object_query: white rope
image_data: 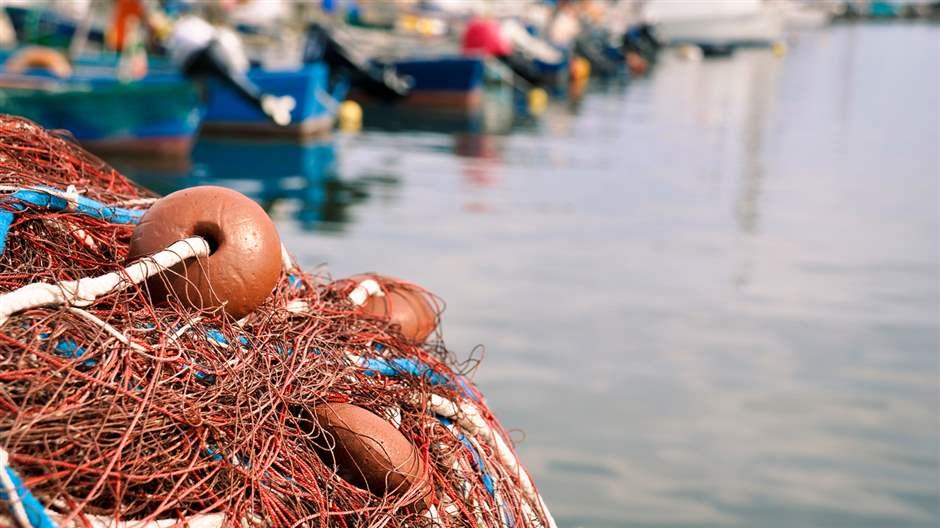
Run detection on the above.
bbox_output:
[0,184,86,209]
[66,307,185,364]
[0,449,31,528]
[41,218,98,250]
[0,237,210,327]
[348,279,383,306]
[427,395,557,528]
[284,300,309,313]
[280,243,293,272]
[54,513,225,528]
[167,317,203,342]
[423,505,441,527]
[114,198,158,207]
[68,307,148,352]
[63,185,81,212]
[285,282,355,315]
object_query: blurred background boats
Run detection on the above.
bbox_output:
[0,1,939,528]
[0,0,935,172]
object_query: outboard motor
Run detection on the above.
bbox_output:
[304,22,411,102]
[169,16,295,126]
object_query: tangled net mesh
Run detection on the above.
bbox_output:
[0,116,552,528]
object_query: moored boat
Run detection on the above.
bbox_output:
[201,63,340,137]
[305,22,486,113]
[0,70,201,156]
[642,0,785,48]
[386,56,485,111]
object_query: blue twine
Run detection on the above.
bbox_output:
[458,434,496,496]
[205,329,230,347]
[205,446,224,462]
[38,334,96,367]
[436,417,496,497]
[360,356,478,400]
[204,445,250,469]
[0,187,145,254]
[0,460,57,528]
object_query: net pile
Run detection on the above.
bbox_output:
[0,116,554,528]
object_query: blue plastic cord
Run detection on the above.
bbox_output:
[0,464,58,528]
[360,356,478,400]
[436,417,496,497]
[458,434,496,496]
[205,328,230,347]
[0,187,145,254]
[38,334,96,367]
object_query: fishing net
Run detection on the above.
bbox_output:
[0,116,554,528]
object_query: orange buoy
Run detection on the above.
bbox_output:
[569,56,591,82]
[128,186,282,318]
[313,402,430,503]
[4,46,72,78]
[345,274,438,343]
[626,51,648,76]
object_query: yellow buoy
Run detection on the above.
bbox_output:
[570,57,591,82]
[527,87,549,115]
[416,18,439,37]
[772,41,787,57]
[399,15,418,33]
[338,100,363,132]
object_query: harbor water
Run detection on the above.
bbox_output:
[125,23,938,528]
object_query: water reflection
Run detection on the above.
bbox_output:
[119,138,386,232]
[362,85,521,134]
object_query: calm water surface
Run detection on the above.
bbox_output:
[129,23,939,528]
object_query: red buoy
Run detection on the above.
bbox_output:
[462,17,512,57]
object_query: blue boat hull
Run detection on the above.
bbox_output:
[201,64,337,137]
[354,57,485,111]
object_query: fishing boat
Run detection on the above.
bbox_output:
[201,63,341,137]
[0,69,201,156]
[642,0,785,48]
[385,56,485,110]
[305,23,486,113]
[3,4,105,48]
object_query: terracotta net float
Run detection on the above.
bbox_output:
[0,116,555,528]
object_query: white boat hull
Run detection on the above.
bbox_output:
[644,0,784,46]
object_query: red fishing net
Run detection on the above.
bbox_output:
[0,116,553,528]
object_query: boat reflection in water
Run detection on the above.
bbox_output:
[118,138,376,231]
[362,83,526,134]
